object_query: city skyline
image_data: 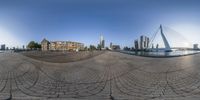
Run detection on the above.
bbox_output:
[0,0,200,48]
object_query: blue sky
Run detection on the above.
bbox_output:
[0,0,200,48]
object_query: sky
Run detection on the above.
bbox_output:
[0,0,200,48]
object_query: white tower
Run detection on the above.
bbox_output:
[160,25,171,52]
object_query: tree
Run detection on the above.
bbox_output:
[28,41,36,50]
[84,46,88,51]
[27,41,41,50]
[123,46,130,51]
[97,44,101,50]
[35,43,41,48]
[89,45,96,51]
[131,47,135,51]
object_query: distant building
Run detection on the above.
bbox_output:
[112,45,120,50]
[1,44,5,50]
[22,45,25,50]
[100,35,105,49]
[110,42,112,49]
[134,35,149,50]
[140,36,144,50]
[134,39,139,50]
[140,35,149,50]
[109,42,120,50]
[152,44,154,49]
[41,38,50,51]
[193,44,199,50]
[41,38,84,51]
[145,36,150,48]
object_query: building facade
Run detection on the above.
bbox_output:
[41,38,50,51]
[41,38,84,51]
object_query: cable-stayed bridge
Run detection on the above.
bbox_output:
[148,25,192,52]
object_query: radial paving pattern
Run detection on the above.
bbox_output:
[0,51,200,100]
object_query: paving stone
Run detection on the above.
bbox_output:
[0,51,200,99]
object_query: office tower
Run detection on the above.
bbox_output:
[134,39,139,50]
[144,36,150,49]
[140,36,144,50]
[1,44,5,50]
[140,35,149,50]
[100,35,105,49]
[193,44,199,50]
[110,42,112,49]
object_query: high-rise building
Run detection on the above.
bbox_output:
[144,36,150,48]
[110,42,112,49]
[193,44,199,50]
[1,44,5,50]
[140,36,144,50]
[139,35,149,50]
[100,35,105,49]
[23,45,25,50]
[134,39,139,50]
[134,35,149,50]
